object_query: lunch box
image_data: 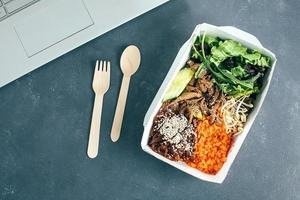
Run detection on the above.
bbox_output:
[141,23,277,183]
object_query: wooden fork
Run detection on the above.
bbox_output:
[87,60,110,159]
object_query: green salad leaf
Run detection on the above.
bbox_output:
[190,34,271,97]
[204,35,219,47]
[230,66,247,78]
[210,40,271,68]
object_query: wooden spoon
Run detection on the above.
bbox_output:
[111,45,141,142]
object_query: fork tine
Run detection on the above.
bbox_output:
[93,60,99,80]
[103,61,106,71]
[100,60,103,71]
[94,60,99,72]
[107,61,110,74]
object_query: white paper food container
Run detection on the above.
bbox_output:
[141,23,277,184]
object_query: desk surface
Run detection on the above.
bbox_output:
[0,0,299,199]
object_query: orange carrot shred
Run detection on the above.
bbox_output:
[187,117,233,175]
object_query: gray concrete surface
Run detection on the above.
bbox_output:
[0,0,299,199]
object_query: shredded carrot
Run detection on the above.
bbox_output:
[187,117,233,175]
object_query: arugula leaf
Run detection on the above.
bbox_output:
[191,35,219,60]
[220,40,246,56]
[245,53,270,67]
[190,33,270,98]
[242,50,261,61]
[210,40,271,67]
[203,35,219,47]
[215,65,254,89]
[210,46,228,66]
[204,62,233,83]
[216,82,259,97]
[230,66,247,78]
[217,82,236,94]
[233,87,259,98]
[191,44,202,60]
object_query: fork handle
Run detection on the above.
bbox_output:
[87,94,104,158]
[111,76,130,142]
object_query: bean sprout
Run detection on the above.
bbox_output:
[221,95,253,136]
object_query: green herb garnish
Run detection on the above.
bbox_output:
[190,33,271,97]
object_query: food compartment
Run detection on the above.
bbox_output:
[142,23,277,183]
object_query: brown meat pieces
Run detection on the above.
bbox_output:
[169,67,225,125]
[187,60,200,71]
[197,73,225,124]
[148,104,196,162]
[198,74,213,93]
[170,92,202,105]
[148,61,226,162]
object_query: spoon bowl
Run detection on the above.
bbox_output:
[120,45,141,76]
[111,45,141,142]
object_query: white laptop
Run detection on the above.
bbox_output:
[0,0,168,88]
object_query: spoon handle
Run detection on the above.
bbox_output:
[111,76,130,142]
